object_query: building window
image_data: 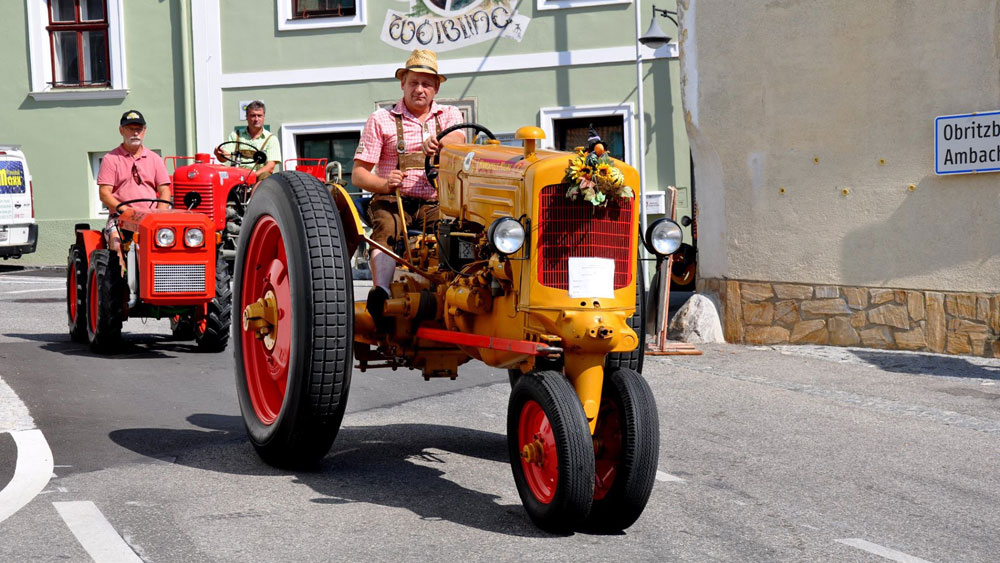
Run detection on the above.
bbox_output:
[295,132,361,189]
[26,0,127,100]
[47,0,110,87]
[551,115,626,161]
[277,0,365,30]
[292,0,356,18]
[536,0,632,12]
[539,104,635,166]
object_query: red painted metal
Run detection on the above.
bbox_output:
[518,400,558,504]
[536,184,635,291]
[415,327,559,356]
[592,397,623,501]
[283,158,328,182]
[240,216,292,426]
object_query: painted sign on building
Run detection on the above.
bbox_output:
[935,110,1000,175]
[380,0,530,52]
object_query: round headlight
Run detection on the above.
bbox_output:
[184,228,205,247]
[487,217,525,255]
[645,218,683,256]
[155,227,176,247]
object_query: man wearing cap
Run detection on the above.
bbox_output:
[213,100,281,180]
[353,49,466,322]
[97,110,171,254]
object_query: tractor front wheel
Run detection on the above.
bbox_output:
[66,244,88,343]
[508,370,594,533]
[233,171,354,468]
[586,367,659,532]
[85,249,125,353]
[195,252,232,352]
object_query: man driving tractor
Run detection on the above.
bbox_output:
[214,100,282,180]
[351,49,466,327]
[97,110,171,258]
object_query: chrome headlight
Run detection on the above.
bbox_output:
[155,227,176,247]
[184,227,205,248]
[487,217,525,255]
[645,218,683,256]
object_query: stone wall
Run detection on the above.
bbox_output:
[699,278,999,357]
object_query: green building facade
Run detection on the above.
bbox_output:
[8,0,688,266]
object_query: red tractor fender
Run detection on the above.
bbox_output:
[75,226,105,268]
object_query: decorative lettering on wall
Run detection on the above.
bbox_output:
[380,0,530,52]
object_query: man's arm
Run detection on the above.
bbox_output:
[98,184,122,214]
[155,184,171,209]
[352,159,402,195]
[214,130,237,163]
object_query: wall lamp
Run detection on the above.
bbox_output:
[638,5,679,49]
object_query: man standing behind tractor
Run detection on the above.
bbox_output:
[97,110,171,255]
[352,49,465,323]
[213,100,281,179]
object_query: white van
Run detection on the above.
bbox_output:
[0,145,37,259]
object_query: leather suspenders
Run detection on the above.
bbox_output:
[394,113,442,171]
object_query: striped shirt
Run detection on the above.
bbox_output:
[355,100,462,200]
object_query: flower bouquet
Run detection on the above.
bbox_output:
[563,147,634,207]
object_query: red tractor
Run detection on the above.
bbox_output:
[65,199,229,352]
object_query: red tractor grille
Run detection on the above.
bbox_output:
[537,184,634,291]
[173,181,214,217]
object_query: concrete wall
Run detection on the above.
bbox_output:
[680,0,1000,294]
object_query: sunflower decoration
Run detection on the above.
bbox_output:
[563,144,634,207]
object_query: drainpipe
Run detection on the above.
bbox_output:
[179,0,195,156]
[634,0,649,283]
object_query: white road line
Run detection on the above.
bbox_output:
[0,277,63,284]
[0,429,54,524]
[2,287,63,294]
[53,501,143,563]
[835,538,936,563]
[656,470,686,483]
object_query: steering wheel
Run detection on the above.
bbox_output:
[215,140,267,167]
[116,198,174,213]
[424,122,496,190]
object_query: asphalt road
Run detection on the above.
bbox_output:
[1,266,998,562]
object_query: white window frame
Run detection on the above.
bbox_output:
[539,103,636,166]
[536,0,631,12]
[276,0,366,31]
[279,120,366,177]
[26,0,128,101]
[89,152,109,218]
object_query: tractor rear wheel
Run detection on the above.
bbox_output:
[585,367,659,532]
[195,252,232,352]
[86,249,125,353]
[233,171,354,468]
[66,244,88,343]
[508,370,594,533]
[605,265,646,373]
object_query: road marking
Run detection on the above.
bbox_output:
[0,429,54,524]
[2,287,63,294]
[835,538,936,563]
[0,277,63,284]
[53,501,143,563]
[656,470,686,483]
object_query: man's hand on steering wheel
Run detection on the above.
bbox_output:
[424,122,497,190]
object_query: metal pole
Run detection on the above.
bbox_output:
[634,0,649,285]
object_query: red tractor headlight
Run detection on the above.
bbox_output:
[155,227,176,247]
[184,227,205,248]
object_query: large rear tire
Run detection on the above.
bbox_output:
[585,367,659,532]
[66,244,88,343]
[605,266,646,373]
[86,249,125,353]
[508,370,595,533]
[233,171,354,468]
[195,252,232,352]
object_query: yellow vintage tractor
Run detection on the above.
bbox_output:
[232,124,682,533]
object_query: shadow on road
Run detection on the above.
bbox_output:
[850,349,1000,380]
[109,413,550,537]
[7,331,225,359]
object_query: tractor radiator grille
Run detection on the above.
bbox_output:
[173,182,214,216]
[537,184,634,291]
[153,264,206,293]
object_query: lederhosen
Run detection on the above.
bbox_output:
[368,113,443,245]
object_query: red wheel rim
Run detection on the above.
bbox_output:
[592,398,623,500]
[518,399,559,504]
[240,215,292,425]
[88,268,98,334]
[68,260,77,323]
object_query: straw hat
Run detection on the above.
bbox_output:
[394,49,446,83]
